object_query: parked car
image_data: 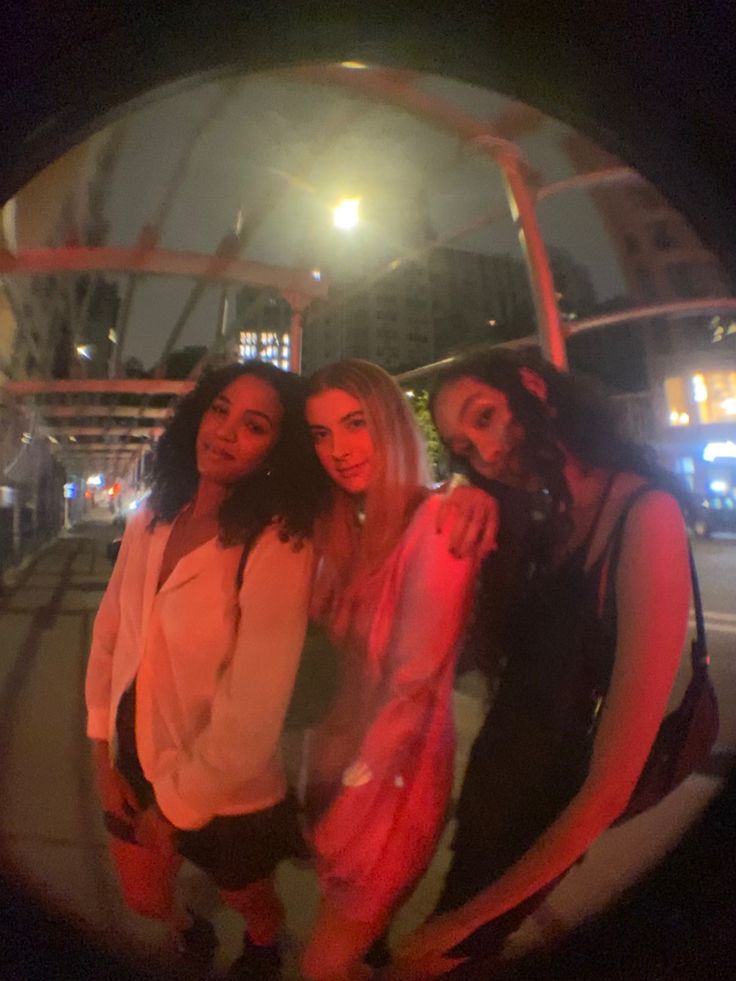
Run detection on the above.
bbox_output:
[688,493,736,539]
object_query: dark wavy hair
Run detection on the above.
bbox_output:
[430,347,686,540]
[147,361,330,546]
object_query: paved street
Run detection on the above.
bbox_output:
[0,517,732,976]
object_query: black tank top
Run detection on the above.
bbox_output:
[453,475,637,879]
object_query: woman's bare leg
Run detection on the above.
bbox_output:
[301,896,382,981]
[220,876,284,945]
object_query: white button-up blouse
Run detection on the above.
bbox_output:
[85,508,314,830]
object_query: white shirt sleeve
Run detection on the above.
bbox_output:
[84,511,143,741]
[154,530,314,828]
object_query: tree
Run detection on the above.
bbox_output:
[710,315,736,347]
[408,389,445,481]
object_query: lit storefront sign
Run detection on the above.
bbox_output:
[0,486,16,507]
[666,370,736,427]
[703,440,736,462]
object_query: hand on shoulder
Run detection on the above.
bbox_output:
[433,483,499,559]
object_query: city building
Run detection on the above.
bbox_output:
[653,344,736,495]
[0,284,16,382]
[1,127,123,383]
[231,285,292,371]
[302,246,541,375]
[563,134,736,494]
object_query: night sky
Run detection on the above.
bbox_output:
[17,68,628,367]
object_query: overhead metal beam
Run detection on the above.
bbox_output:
[0,247,328,297]
[567,296,736,335]
[66,442,144,452]
[4,379,193,396]
[393,334,538,386]
[536,166,640,201]
[45,425,162,438]
[38,403,171,419]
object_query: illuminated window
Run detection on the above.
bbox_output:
[703,370,736,423]
[675,457,695,491]
[692,373,708,404]
[664,376,689,426]
[239,330,291,368]
[667,371,736,426]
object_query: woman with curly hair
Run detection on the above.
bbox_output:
[298,360,483,981]
[85,361,328,980]
[389,347,691,980]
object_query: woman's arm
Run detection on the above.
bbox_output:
[390,490,691,975]
[435,482,499,558]
[153,532,314,830]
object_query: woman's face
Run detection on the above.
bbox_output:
[196,374,283,485]
[432,376,526,486]
[306,387,375,496]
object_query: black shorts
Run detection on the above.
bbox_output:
[109,685,305,889]
[178,794,304,889]
[104,793,304,891]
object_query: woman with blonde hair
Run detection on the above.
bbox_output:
[299,359,483,981]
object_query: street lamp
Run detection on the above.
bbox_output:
[333,197,360,230]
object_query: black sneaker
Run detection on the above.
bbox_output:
[225,936,281,980]
[173,913,218,977]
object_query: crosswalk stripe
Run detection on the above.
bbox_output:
[689,618,736,636]
[702,610,736,622]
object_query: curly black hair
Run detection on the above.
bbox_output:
[430,347,686,541]
[147,361,330,546]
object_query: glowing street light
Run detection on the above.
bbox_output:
[333,197,360,230]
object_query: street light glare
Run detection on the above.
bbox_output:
[333,197,360,230]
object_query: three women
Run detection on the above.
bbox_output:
[88,347,691,981]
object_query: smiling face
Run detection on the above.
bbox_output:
[195,374,283,486]
[432,376,527,486]
[306,387,375,496]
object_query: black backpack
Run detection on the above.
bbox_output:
[236,539,338,732]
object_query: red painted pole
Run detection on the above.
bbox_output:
[289,306,303,375]
[488,143,567,369]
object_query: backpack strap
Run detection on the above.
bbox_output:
[578,472,618,561]
[602,485,709,675]
[599,483,656,589]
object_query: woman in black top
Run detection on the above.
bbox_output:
[389,348,690,980]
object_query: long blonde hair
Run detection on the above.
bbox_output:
[307,359,430,638]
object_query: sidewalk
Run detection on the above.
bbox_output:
[0,526,725,978]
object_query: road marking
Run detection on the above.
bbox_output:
[702,610,736,622]
[690,617,736,636]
